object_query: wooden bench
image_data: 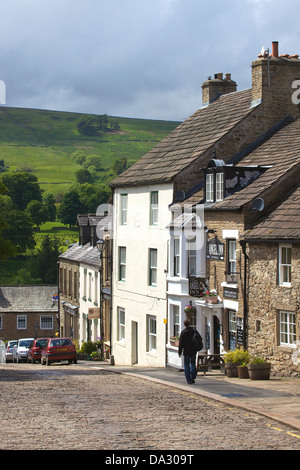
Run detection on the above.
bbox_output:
[197,354,225,375]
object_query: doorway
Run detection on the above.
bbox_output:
[131,321,138,364]
[213,315,220,355]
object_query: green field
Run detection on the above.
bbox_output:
[0,107,180,194]
[0,106,180,283]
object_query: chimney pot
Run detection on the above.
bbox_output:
[272,41,279,58]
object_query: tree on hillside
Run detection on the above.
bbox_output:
[112,156,128,175]
[57,190,83,227]
[75,168,94,184]
[82,155,103,170]
[43,193,57,221]
[28,235,60,284]
[25,200,47,229]
[0,183,16,259]
[1,172,43,211]
[2,209,35,254]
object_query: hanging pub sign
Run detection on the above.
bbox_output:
[189,277,208,297]
[206,237,224,260]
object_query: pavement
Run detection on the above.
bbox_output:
[84,361,300,432]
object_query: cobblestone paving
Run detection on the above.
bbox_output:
[1,363,300,451]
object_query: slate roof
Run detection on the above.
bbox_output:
[242,183,300,241]
[210,119,300,210]
[111,89,253,187]
[0,285,58,313]
[59,243,101,268]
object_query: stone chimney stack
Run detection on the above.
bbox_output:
[202,73,237,106]
[251,41,300,119]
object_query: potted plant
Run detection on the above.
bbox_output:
[238,361,249,379]
[205,289,218,304]
[169,336,179,347]
[224,348,250,377]
[248,356,271,380]
[90,350,103,361]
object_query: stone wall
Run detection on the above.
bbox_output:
[247,242,300,376]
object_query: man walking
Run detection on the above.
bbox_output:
[178,319,201,384]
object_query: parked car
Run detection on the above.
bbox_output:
[5,340,18,362]
[41,337,77,366]
[13,338,34,363]
[27,338,49,364]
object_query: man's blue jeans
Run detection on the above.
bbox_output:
[184,354,197,383]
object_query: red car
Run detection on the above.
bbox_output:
[27,338,49,364]
[41,337,77,366]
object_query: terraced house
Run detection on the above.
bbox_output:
[110,41,300,374]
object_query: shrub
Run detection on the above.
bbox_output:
[224,348,250,365]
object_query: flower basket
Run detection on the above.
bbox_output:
[169,337,179,347]
[184,306,196,317]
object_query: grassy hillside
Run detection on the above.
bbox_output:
[0,106,180,194]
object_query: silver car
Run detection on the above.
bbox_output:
[6,340,18,362]
[13,338,34,363]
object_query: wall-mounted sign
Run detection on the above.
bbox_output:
[236,317,244,345]
[223,287,239,300]
[206,238,224,260]
[88,307,100,319]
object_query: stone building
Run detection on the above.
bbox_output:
[58,212,111,351]
[111,41,300,373]
[242,183,300,376]
[0,285,58,341]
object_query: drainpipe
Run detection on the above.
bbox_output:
[240,240,249,350]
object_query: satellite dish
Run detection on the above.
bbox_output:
[252,198,264,212]
[261,46,265,56]
[175,190,185,202]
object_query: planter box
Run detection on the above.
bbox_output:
[225,363,238,377]
[248,363,271,380]
[170,339,179,347]
[206,297,218,304]
[238,365,249,379]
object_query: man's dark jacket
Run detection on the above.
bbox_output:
[178,326,197,357]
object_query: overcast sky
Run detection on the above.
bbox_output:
[1,0,300,121]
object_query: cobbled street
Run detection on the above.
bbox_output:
[1,362,300,451]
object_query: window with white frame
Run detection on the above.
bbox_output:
[228,310,237,350]
[216,172,224,201]
[186,236,196,276]
[17,315,27,330]
[149,249,157,286]
[227,239,237,275]
[147,315,157,352]
[119,247,126,281]
[120,194,127,225]
[174,238,180,276]
[206,173,214,202]
[172,305,180,338]
[40,316,53,330]
[118,307,125,341]
[279,245,292,286]
[150,191,158,225]
[279,311,296,346]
